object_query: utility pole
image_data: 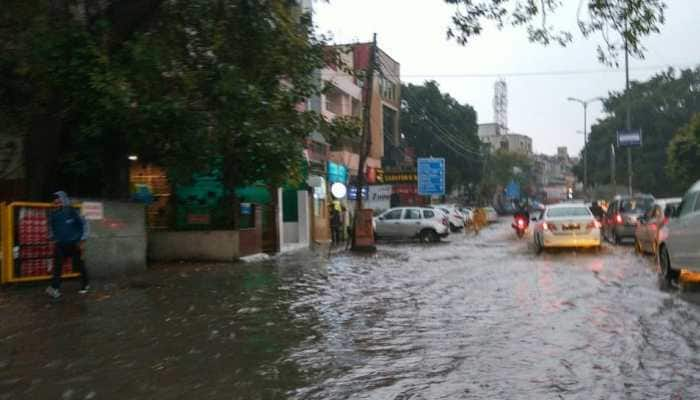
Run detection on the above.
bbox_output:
[567,96,603,194]
[624,18,633,196]
[611,143,616,187]
[352,33,377,250]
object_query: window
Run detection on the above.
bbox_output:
[678,192,698,218]
[404,209,421,220]
[546,207,592,218]
[383,209,403,220]
[620,197,654,213]
[423,210,435,219]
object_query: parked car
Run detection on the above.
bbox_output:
[657,180,700,282]
[484,207,499,223]
[433,204,465,232]
[533,203,602,253]
[634,197,681,255]
[603,194,655,244]
[373,207,450,243]
[460,207,474,223]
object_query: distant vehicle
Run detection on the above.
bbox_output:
[484,207,499,223]
[433,204,465,232]
[657,181,700,282]
[373,207,450,243]
[634,197,682,255]
[459,207,474,223]
[533,203,602,253]
[603,194,655,244]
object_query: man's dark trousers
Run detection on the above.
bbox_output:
[51,243,89,290]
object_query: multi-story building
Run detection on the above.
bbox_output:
[481,132,533,156]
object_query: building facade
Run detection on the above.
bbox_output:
[481,132,533,156]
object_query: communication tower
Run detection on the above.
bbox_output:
[493,79,508,134]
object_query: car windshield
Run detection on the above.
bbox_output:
[621,198,654,213]
[547,207,591,218]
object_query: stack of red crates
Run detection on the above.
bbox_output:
[17,208,73,277]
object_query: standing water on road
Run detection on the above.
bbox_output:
[1,222,699,399]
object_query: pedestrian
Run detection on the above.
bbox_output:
[472,207,487,236]
[45,191,90,299]
[330,207,341,245]
[590,201,605,221]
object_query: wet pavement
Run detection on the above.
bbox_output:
[2,220,700,399]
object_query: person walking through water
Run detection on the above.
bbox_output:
[45,191,90,299]
[330,206,342,245]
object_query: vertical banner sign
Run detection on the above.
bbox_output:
[417,158,446,196]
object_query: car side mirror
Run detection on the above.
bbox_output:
[378,216,384,221]
[531,217,537,222]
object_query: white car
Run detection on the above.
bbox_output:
[460,207,474,223]
[658,180,700,282]
[373,207,450,243]
[533,203,602,253]
[484,207,499,223]
[433,204,465,232]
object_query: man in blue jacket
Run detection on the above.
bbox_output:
[45,191,90,299]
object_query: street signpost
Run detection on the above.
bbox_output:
[417,158,445,196]
[617,129,642,147]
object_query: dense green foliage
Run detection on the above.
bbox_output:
[1,0,340,199]
[444,0,666,64]
[582,68,700,196]
[667,114,700,192]
[479,150,535,204]
[400,81,482,195]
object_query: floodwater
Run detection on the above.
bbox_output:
[1,222,699,399]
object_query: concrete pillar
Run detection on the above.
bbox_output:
[297,190,310,246]
[277,188,284,250]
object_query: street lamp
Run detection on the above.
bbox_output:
[567,96,604,192]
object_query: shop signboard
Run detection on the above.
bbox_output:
[348,186,369,200]
[81,201,104,220]
[417,158,445,196]
[328,161,348,183]
[367,185,392,212]
[379,171,417,184]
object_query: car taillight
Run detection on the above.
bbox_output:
[615,214,623,224]
[517,219,525,227]
[587,220,602,229]
[663,216,669,226]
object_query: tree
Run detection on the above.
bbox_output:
[400,81,482,195]
[582,68,700,196]
[444,0,666,64]
[1,0,341,200]
[479,150,535,204]
[667,114,700,193]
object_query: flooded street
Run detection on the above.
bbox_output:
[2,220,700,399]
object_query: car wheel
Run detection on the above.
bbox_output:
[659,246,679,283]
[420,229,436,243]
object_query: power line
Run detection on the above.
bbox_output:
[324,62,700,80]
[376,57,485,157]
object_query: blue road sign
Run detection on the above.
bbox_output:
[417,158,445,196]
[617,129,642,147]
[505,180,520,199]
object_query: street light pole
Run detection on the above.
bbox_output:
[567,96,603,194]
[624,21,633,196]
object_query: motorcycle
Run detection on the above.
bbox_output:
[512,215,528,239]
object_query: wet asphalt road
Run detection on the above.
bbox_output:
[1,220,700,399]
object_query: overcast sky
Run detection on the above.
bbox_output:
[313,0,700,156]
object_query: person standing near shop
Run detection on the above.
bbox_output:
[45,191,90,299]
[330,206,342,245]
